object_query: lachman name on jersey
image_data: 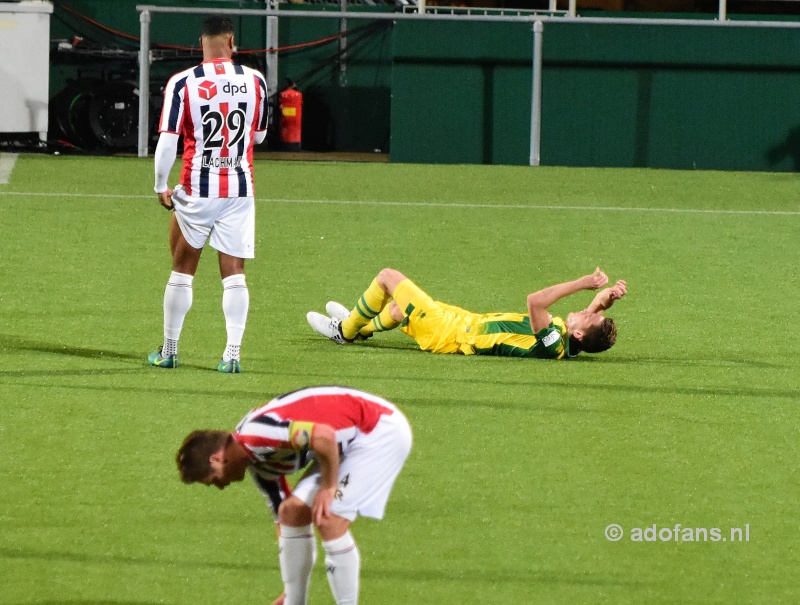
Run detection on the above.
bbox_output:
[201,156,243,169]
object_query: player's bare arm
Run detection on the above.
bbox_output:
[585,279,628,315]
[527,267,609,332]
[309,423,340,526]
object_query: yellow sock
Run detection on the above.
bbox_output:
[359,305,401,337]
[340,278,389,339]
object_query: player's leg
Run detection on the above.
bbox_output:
[309,268,405,343]
[308,406,412,605]
[149,214,203,368]
[277,496,317,605]
[279,466,367,605]
[209,196,254,373]
[357,301,403,338]
[317,515,359,605]
[338,268,406,340]
[217,252,248,373]
[292,472,360,605]
[308,268,403,344]
[325,408,411,604]
[171,213,205,274]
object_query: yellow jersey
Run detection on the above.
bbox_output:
[393,280,573,359]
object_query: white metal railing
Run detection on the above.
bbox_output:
[136,5,554,162]
[136,5,800,166]
[402,5,569,17]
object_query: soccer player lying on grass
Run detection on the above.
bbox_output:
[307,267,627,359]
[176,386,412,605]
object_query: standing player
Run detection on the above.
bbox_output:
[148,15,268,373]
[176,386,413,605]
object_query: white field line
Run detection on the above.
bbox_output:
[0,190,798,216]
[0,153,19,185]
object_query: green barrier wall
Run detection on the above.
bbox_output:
[391,20,533,165]
[390,17,800,170]
[48,2,800,170]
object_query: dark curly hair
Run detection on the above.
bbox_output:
[577,317,617,354]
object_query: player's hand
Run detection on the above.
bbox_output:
[607,279,627,301]
[312,486,337,527]
[591,279,627,311]
[582,267,609,290]
[157,188,174,210]
[270,592,286,605]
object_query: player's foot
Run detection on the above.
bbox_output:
[217,359,241,373]
[325,300,351,322]
[326,301,375,341]
[307,312,352,345]
[148,347,178,369]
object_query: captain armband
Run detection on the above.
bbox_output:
[541,329,562,348]
[288,421,315,451]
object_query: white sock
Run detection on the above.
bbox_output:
[323,531,360,605]
[162,338,178,357]
[279,524,316,605]
[222,274,249,361]
[163,272,194,354]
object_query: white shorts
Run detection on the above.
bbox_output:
[291,406,413,521]
[171,185,255,259]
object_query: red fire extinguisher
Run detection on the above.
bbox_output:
[279,80,302,152]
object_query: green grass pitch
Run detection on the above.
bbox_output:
[1,154,798,604]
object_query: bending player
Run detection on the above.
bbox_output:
[307,267,627,359]
[176,385,412,605]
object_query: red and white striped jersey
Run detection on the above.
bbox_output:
[233,386,396,479]
[159,58,268,198]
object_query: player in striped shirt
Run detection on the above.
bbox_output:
[307,267,627,359]
[176,386,413,605]
[148,15,268,373]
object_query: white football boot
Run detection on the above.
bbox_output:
[325,301,351,322]
[307,312,351,345]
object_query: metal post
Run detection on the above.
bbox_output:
[266,0,279,100]
[530,20,543,167]
[569,0,577,17]
[718,0,727,21]
[137,9,151,158]
[339,0,348,83]
[418,0,426,14]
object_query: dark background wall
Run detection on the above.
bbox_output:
[390,18,800,170]
[47,1,800,171]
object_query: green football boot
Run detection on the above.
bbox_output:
[148,347,178,369]
[217,359,241,374]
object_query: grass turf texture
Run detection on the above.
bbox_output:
[1,155,798,604]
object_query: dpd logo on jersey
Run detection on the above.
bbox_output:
[198,80,217,100]
[222,82,248,95]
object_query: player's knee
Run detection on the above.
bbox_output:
[377,267,400,281]
[389,301,404,322]
[278,496,312,526]
[377,268,406,293]
[316,513,351,542]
